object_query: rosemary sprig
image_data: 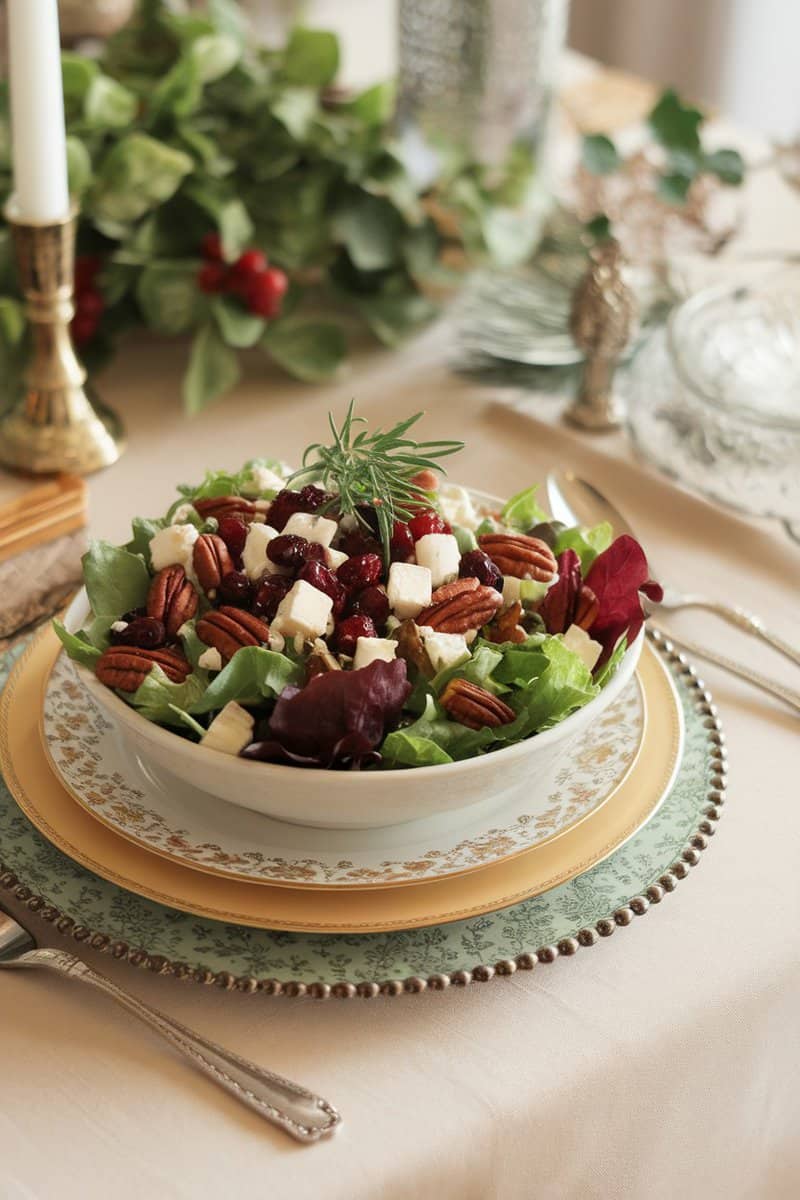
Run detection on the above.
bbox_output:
[287,403,464,560]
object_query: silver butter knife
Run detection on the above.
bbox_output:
[0,904,340,1143]
[547,472,800,712]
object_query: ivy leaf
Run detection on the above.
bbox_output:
[61,53,98,108]
[90,133,193,223]
[271,87,317,140]
[211,296,265,348]
[190,34,240,83]
[344,81,395,126]
[350,290,437,347]
[262,318,346,382]
[84,74,137,129]
[0,297,25,345]
[183,324,241,413]
[648,88,703,153]
[136,261,203,334]
[582,133,621,175]
[282,28,339,87]
[657,171,693,205]
[218,199,253,260]
[66,136,92,196]
[703,147,745,186]
[332,192,403,270]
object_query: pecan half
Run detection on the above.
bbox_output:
[95,646,191,692]
[193,495,259,524]
[574,584,599,630]
[196,606,271,664]
[147,565,199,638]
[416,577,503,634]
[193,533,234,596]
[440,678,516,730]
[485,601,527,645]
[478,533,557,582]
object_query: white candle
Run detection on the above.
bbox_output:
[7,0,70,223]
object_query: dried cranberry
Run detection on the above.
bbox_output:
[332,614,377,656]
[389,520,415,562]
[303,541,326,562]
[110,616,165,650]
[268,533,308,570]
[408,508,450,540]
[298,560,346,616]
[459,549,503,591]
[218,571,253,608]
[217,515,248,562]
[350,585,390,627]
[337,552,382,591]
[252,574,292,620]
[267,485,331,531]
[339,528,381,558]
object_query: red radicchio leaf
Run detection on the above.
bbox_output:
[241,659,411,769]
[538,549,582,634]
[584,534,662,662]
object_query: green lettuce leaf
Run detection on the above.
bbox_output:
[500,486,548,531]
[509,636,599,733]
[381,695,497,764]
[127,667,208,727]
[82,540,150,619]
[553,522,613,571]
[52,621,102,670]
[593,634,628,688]
[378,730,454,767]
[189,646,302,714]
[176,458,284,502]
[126,516,166,565]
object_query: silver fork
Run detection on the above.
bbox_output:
[0,904,340,1143]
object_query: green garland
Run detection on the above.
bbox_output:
[0,0,540,413]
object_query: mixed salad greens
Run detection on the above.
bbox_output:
[55,408,661,770]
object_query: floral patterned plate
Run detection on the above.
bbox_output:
[0,631,725,995]
[41,646,645,889]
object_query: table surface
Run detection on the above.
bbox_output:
[1,50,799,1200]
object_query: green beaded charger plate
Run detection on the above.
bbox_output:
[0,631,725,998]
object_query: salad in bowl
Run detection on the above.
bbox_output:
[56,407,661,827]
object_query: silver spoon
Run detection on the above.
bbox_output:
[0,904,340,1143]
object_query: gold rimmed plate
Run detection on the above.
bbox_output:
[0,628,683,934]
[41,634,647,890]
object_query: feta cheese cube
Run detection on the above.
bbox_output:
[387,562,432,619]
[242,523,280,581]
[272,579,333,639]
[439,484,479,531]
[325,547,349,571]
[414,533,461,588]
[200,702,254,755]
[417,627,470,674]
[562,624,603,673]
[243,464,286,495]
[280,512,338,548]
[353,637,397,671]
[198,646,223,672]
[149,523,200,582]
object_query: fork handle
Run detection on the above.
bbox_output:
[654,625,800,714]
[686,602,800,670]
[8,948,340,1143]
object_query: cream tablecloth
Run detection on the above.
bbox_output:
[1,53,799,1200]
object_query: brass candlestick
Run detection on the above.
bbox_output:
[566,239,637,432]
[0,202,124,475]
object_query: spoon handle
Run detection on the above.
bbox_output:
[3,947,340,1143]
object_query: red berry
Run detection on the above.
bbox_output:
[197,262,227,293]
[252,574,292,620]
[109,616,165,650]
[74,255,101,292]
[332,614,377,656]
[409,508,450,540]
[76,289,104,319]
[350,585,389,626]
[201,232,224,261]
[218,571,253,608]
[267,533,307,570]
[297,560,346,616]
[337,553,382,591]
[244,265,289,318]
[217,516,248,562]
[390,520,415,562]
[71,313,98,346]
[459,549,502,591]
[230,249,267,289]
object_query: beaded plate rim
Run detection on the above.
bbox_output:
[0,630,726,1000]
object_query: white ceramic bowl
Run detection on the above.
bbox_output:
[63,591,642,830]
